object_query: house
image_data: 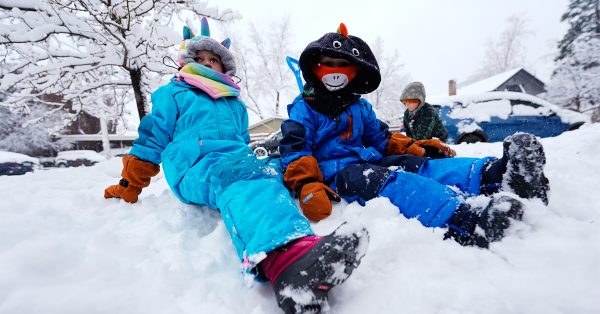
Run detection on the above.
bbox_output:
[248,116,287,142]
[58,102,133,151]
[39,94,136,152]
[58,133,137,152]
[456,68,546,96]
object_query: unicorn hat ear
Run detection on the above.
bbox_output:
[200,16,210,37]
[221,38,231,49]
[183,26,194,40]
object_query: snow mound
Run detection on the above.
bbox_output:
[1,124,600,313]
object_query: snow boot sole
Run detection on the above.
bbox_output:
[273,223,369,314]
[503,133,550,205]
[446,195,524,249]
[475,194,524,247]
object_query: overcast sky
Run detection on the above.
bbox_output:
[214,0,570,96]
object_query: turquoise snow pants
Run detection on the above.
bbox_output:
[177,154,313,266]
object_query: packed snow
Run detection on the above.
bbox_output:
[1,124,600,314]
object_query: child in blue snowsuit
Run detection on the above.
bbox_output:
[280,23,550,248]
[103,18,368,313]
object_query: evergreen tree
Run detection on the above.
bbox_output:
[547,0,600,122]
[556,0,600,61]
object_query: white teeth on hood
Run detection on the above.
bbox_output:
[321,73,349,91]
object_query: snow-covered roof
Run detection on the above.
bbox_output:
[457,68,523,95]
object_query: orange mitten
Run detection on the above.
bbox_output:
[299,182,341,222]
[284,155,341,221]
[385,133,425,157]
[104,155,160,203]
[104,182,143,203]
[414,139,456,158]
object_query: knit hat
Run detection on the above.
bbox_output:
[299,23,381,94]
[400,82,426,105]
[178,17,236,75]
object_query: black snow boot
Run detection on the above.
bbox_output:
[502,132,550,205]
[446,194,524,249]
[272,224,369,314]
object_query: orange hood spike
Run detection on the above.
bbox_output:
[337,23,348,37]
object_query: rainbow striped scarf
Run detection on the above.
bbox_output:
[177,63,240,99]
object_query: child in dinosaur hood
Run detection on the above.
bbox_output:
[401,81,449,142]
[280,23,550,248]
[103,17,369,313]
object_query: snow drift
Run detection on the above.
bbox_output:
[1,124,600,314]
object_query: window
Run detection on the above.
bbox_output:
[511,100,552,116]
[505,84,524,93]
[450,99,511,122]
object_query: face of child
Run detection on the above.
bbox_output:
[403,99,421,112]
[313,56,358,91]
[194,50,224,73]
[319,56,352,67]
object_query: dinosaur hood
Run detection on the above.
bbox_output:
[299,23,381,94]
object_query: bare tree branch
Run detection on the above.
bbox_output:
[467,14,532,83]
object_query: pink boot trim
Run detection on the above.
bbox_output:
[260,235,322,284]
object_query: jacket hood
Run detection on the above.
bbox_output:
[401,81,426,105]
[299,23,381,94]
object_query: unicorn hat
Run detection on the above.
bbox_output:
[178,17,236,75]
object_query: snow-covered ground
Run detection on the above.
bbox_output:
[1,124,600,314]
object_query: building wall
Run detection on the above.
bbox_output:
[495,70,545,95]
[248,118,284,135]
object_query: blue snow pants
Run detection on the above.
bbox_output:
[334,155,496,228]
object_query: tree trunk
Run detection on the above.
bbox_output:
[129,68,147,118]
[275,91,280,116]
[596,1,600,35]
[100,116,111,159]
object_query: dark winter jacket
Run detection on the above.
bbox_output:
[403,102,448,142]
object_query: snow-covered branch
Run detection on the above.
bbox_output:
[1,0,239,130]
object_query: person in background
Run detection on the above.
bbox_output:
[401,81,449,142]
[103,17,368,313]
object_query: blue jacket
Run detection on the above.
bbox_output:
[129,78,312,264]
[281,95,389,183]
